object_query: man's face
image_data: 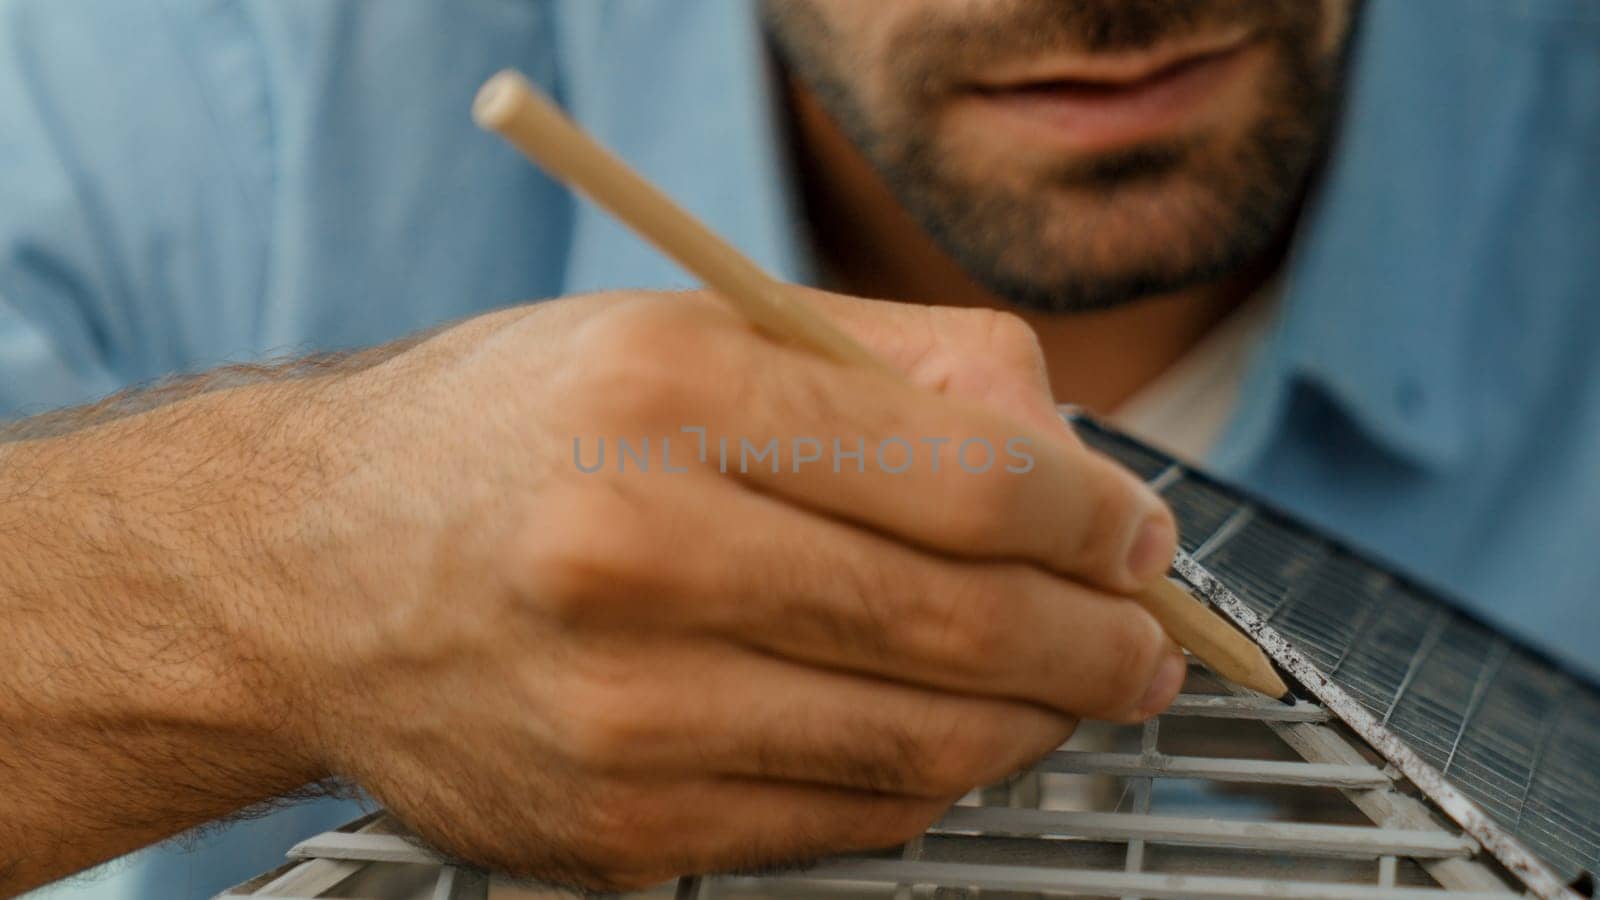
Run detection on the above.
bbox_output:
[764,0,1357,312]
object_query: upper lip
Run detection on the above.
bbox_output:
[965,26,1259,91]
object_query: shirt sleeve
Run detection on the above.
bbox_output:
[0,0,574,424]
[0,3,126,418]
[0,0,285,421]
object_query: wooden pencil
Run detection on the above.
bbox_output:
[471,69,1291,703]
[471,71,893,376]
[1141,575,1288,700]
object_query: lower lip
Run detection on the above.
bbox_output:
[956,43,1261,154]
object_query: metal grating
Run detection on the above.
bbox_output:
[221,676,1526,898]
[217,416,1596,899]
[1072,414,1600,891]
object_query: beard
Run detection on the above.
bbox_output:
[764,0,1355,313]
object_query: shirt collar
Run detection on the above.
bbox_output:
[1217,0,1484,475]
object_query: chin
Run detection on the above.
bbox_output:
[942,170,1272,306]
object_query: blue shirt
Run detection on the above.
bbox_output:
[3,1,1597,897]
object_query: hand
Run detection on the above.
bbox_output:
[250,288,1182,890]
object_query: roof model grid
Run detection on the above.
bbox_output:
[217,676,1525,899]
[1072,412,1599,896]
[216,414,1596,899]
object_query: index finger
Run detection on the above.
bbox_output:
[718,341,1177,594]
[790,288,1070,436]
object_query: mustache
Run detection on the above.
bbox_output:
[894,0,1325,93]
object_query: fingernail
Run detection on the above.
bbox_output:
[1124,502,1177,585]
[1138,654,1187,719]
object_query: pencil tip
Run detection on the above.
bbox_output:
[1278,692,1297,706]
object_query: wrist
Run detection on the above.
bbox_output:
[0,381,338,783]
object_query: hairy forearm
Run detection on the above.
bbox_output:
[0,336,434,444]
[0,377,344,892]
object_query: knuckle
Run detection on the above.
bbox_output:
[570,299,732,428]
[1067,455,1144,576]
[817,555,900,660]
[562,668,652,769]
[514,532,608,624]
[919,571,1009,669]
[903,711,993,796]
[928,707,1057,790]
[574,783,665,872]
[508,485,656,624]
[924,741,995,796]
[414,779,672,892]
[939,466,1027,549]
[574,293,685,358]
[1005,707,1077,768]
